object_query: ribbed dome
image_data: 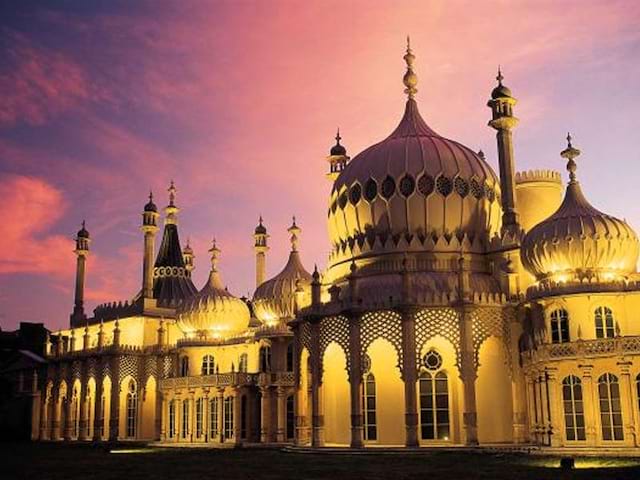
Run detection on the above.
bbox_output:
[176,243,250,338]
[328,97,502,267]
[521,140,639,284]
[253,221,312,324]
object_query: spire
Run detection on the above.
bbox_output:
[205,238,225,291]
[560,132,581,183]
[165,181,179,225]
[496,65,504,85]
[209,238,221,272]
[288,216,301,252]
[168,180,176,207]
[403,36,418,99]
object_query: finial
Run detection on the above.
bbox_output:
[149,190,153,202]
[335,128,341,145]
[81,220,86,229]
[496,65,504,85]
[560,132,581,183]
[288,217,301,252]
[209,237,221,271]
[259,215,263,226]
[477,149,485,160]
[403,36,418,99]
[168,180,176,206]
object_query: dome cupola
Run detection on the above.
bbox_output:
[326,39,501,280]
[521,135,639,285]
[177,239,250,339]
[253,218,312,325]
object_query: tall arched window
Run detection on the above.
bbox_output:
[259,346,272,372]
[168,400,176,438]
[238,353,248,373]
[286,342,294,372]
[562,375,585,441]
[223,397,234,440]
[201,355,215,376]
[550,309,570,344]
[195,398,203,438]
[418,349,449,441]
[595,307,615,339]
[126,380,137,438]
[182,399,190,439]
[598,373,623,441]
[209,397,219,440]
[362,372,377,441]
[286,395,295,440]
[180,356,190,377]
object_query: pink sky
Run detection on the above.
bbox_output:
[1,0,639,331]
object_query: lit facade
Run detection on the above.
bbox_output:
[34,44,640,450]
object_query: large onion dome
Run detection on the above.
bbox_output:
[521,135,639,284]
[177,240,250,338]
[253,219,312,324]
[327,41,501,277]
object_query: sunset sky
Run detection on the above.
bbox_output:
[1,0,639,331]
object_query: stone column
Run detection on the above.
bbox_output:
[217,388,225,443]
[276,386,286,442]
[347,313,364,448]
[202,390,210,442]
[159,393,167,442]
[259,386,271,443]
[52,389,62,441]
[400,308,418,447]
[545,368,562,447]
[63,393,74,441]
[78,377,89,441]
[39,388,49,440]
[188,391,195,442]
[93,377,103,441]
[524,374,536,444]
[108,359,121,441]
[459,305,478,445]
[233,389,242,445]
[310,319,324,447]
[618,362,637,447]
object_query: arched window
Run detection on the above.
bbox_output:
[168,400,176,438]
[181,399,190,439]
[550,309,570,344]
[259,346,272,372]
[238,353,248,373]
[362,372,377,441]
[286,395,295,440]
[418,349,449,441]
[180,356,190,377]
[126,380,137,438]
[562,376,585,441]
[223,397,234,440]
[598,373,623,441]
[595,307,615,339]
[209,397,219,440]
[201,355,215,376]
[286,342,294,372]
[195,398,204,438]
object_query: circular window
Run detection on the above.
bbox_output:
[338,191,348,209]
[436,175,453,197]
[454,177,469,197]
[470,178,484,199]
[349,184,362,205]
[381,176,396,199]
[399,174,415,197]
[364,178,378,202]
[362,353,372,374]
[417,174,435,196]
[423,349,443,371]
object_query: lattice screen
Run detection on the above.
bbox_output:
[414,308,461,369]
[360,310,403,372]
[471,307,513,374]
[319,315,350,380]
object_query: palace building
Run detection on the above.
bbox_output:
[33,42,640,450]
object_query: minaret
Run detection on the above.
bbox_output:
[183,239,195,273]
[165,180,179,225]
[288,216,301,252]
[71,221,90,327]
[141,191,159,300]
[326,129,349,181]
[253,216,269,288]
[487,67,520,235]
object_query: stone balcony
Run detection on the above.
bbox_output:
[159,371,295,390]
[522,335,640,365]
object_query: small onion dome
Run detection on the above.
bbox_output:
[521,135,639,284]
[176,241,250,338]
[144,191,157,212]
[491,67,512,99]
[255,216,267,235]
[77,220,90,239]
[330,129,347,156]
[252,219,312,324]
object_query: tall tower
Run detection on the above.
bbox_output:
[487,67,520,235]
[141,191,159,300]
[70,221,90,327]
[253,216,269,288]
[326,129,349,181]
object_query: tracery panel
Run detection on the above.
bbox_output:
[414,308,461,370]
[360,310,403,372]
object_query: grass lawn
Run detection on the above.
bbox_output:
[1,443,639,480]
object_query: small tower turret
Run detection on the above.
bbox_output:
[183,239,195,273]
[71,221,90,327]
[487,67,520,235]
[326,129,349,181]
[141,191,159,300]
[253,216,269,288]
[165,180,179,225]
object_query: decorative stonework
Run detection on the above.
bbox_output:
[360,310,403,371]
[319,315,350,378]
[414,308,461,369]
[470,307,513,373]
